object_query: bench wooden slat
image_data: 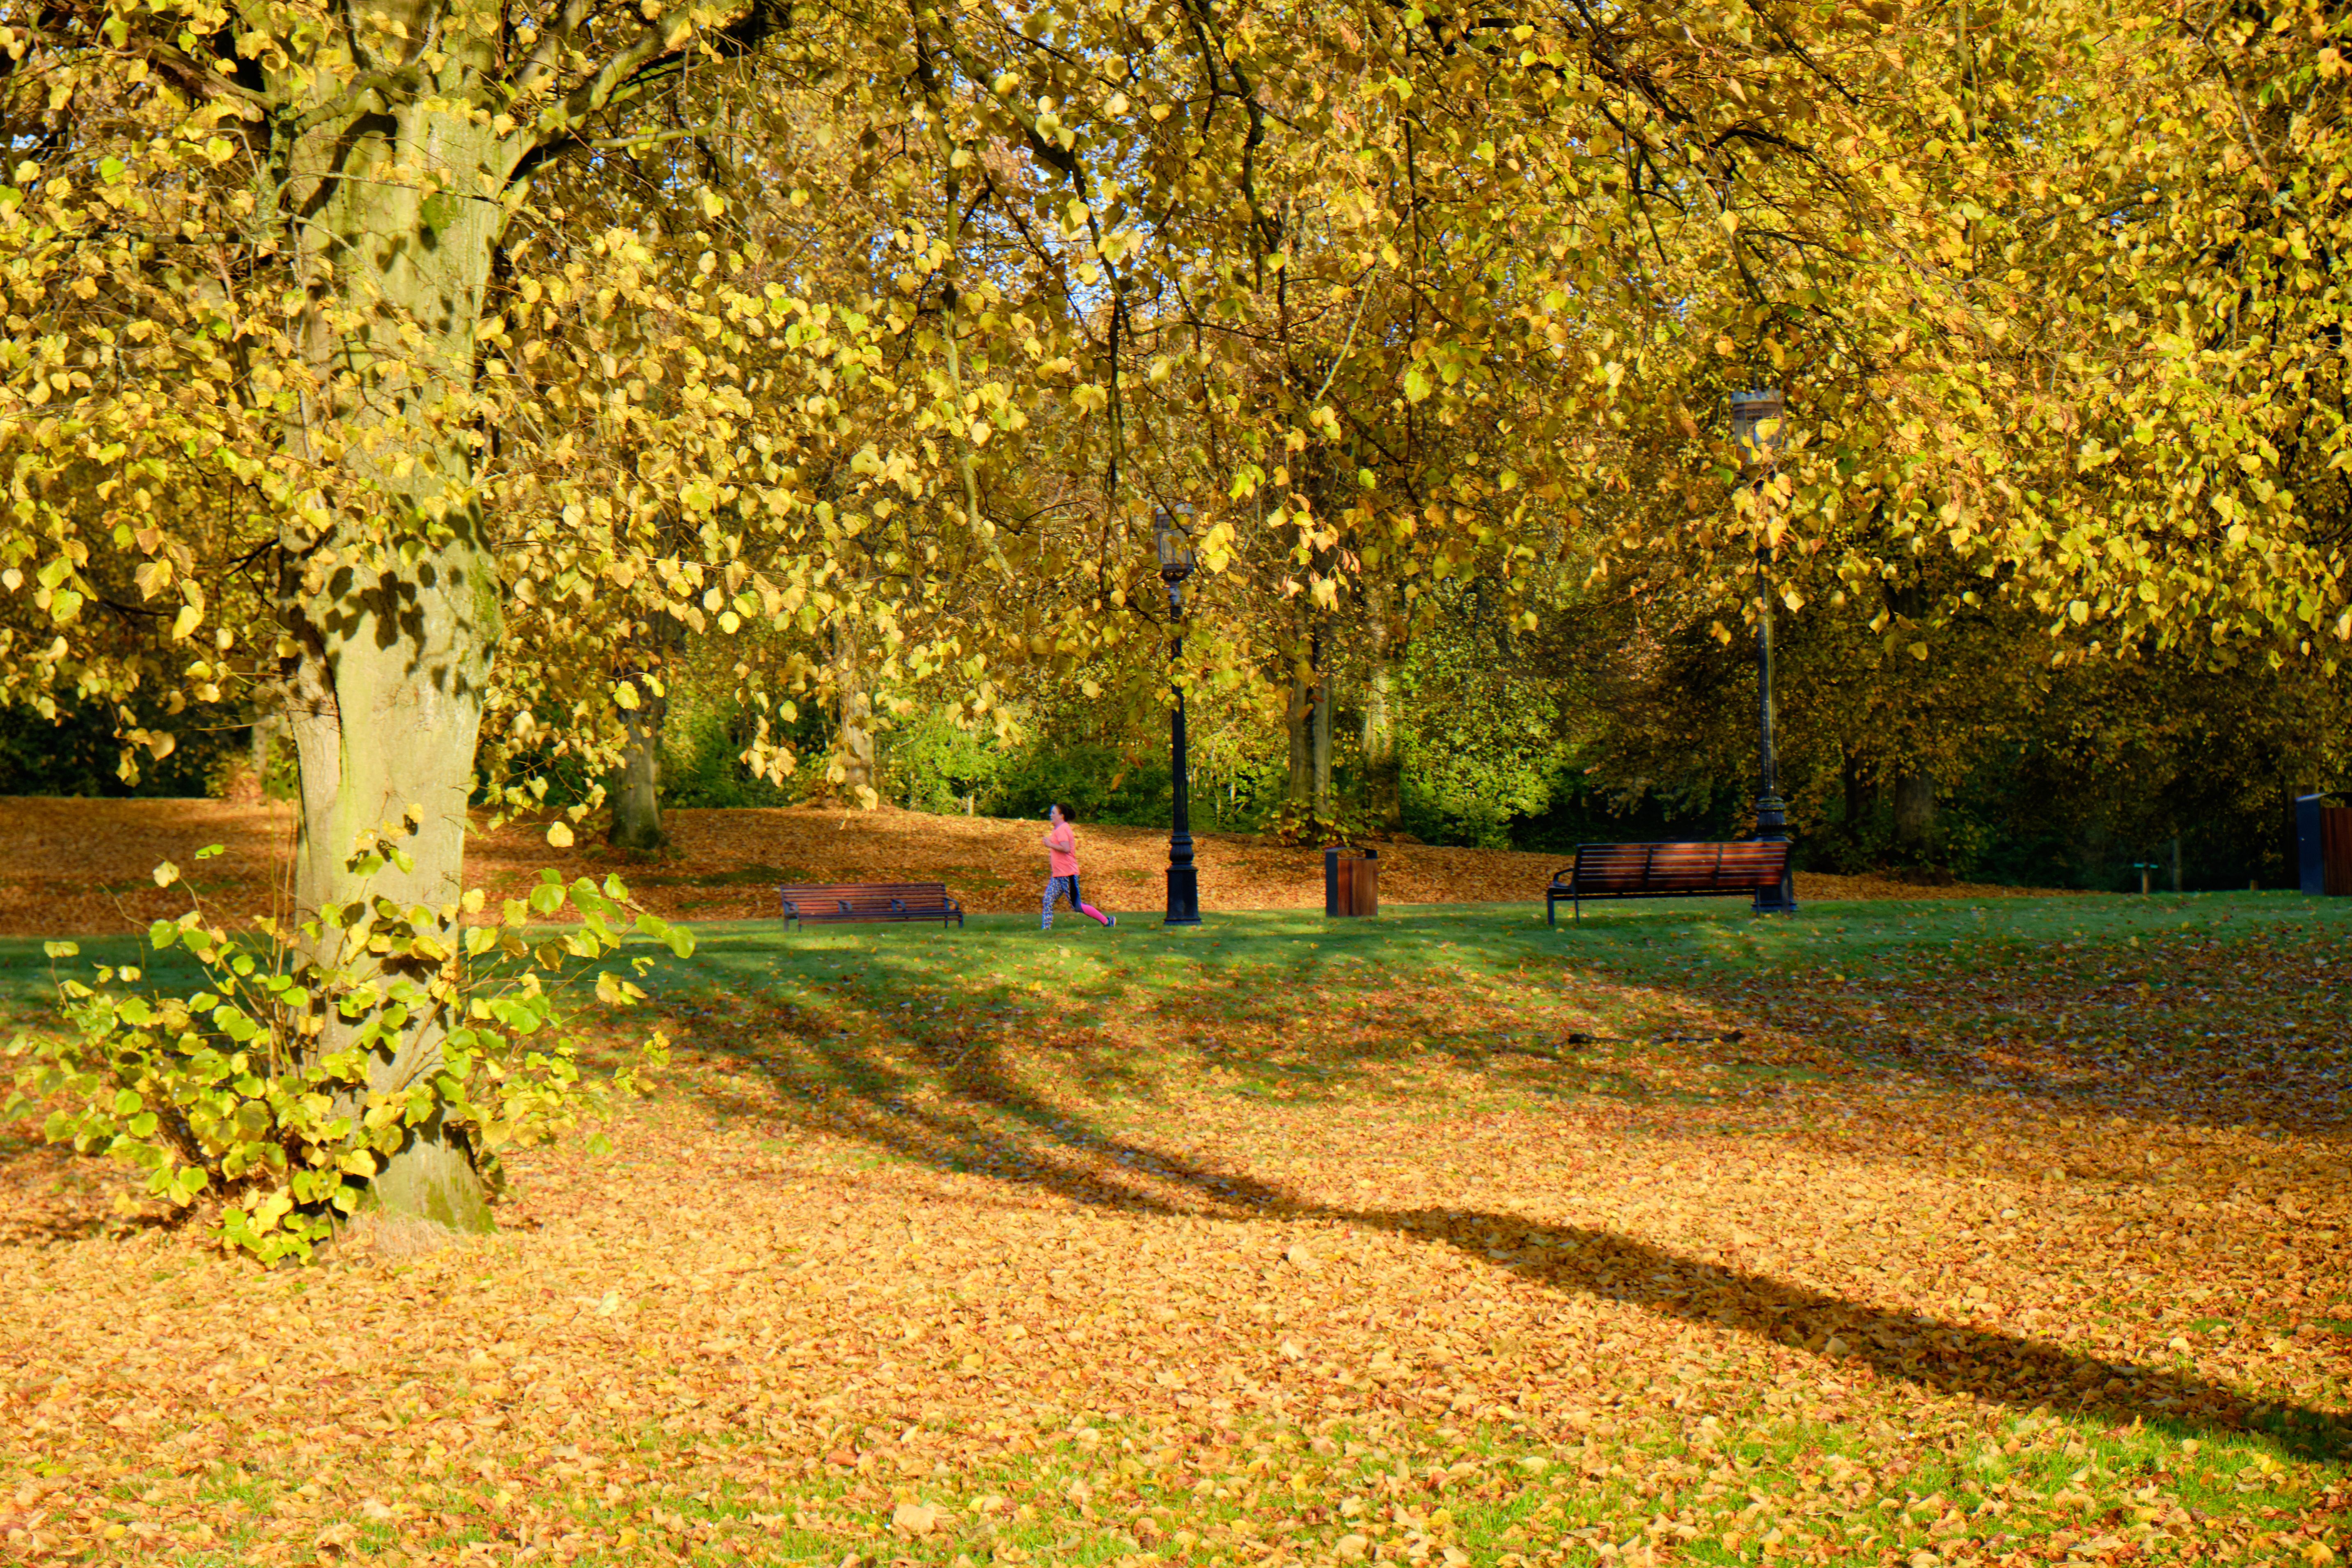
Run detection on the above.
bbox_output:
[777,881,963,931]
[1545,840,1791,924]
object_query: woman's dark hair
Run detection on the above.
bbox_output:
[1049,802,1070,821]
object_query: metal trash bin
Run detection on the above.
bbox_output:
[1324,845,1379,917]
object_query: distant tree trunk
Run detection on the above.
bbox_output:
[1841,747,1877,834]
[608,705,667,853]
[1286,638,1313,805]
[829,623,877,807]
[608,614,675,854]
[1311,617,1333,812]
[1362,583,1402,832]
[243,680,285,801]
[1893,770,1936,851]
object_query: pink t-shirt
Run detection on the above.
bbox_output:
[1046,823,1078,877]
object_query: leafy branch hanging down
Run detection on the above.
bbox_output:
[6,836,689,1262]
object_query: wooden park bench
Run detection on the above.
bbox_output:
[775,882,964,931]
[1545,841,1792,924]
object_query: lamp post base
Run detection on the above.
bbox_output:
[1164,864,1201,926]
[1753,792,1797,915]
[1752,872,1799,916]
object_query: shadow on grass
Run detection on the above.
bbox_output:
[660,903,2352,1135]
[669,974,2348,1466]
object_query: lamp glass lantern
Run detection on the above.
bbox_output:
[1154,504,1196,582]
[1728,389,1786,470]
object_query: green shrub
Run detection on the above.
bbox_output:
[0,695,243,798]
[883,711,1011,812]
[659,705,800,809]
[988,743,1174,828]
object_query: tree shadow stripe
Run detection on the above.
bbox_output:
[741,1047,2345,1461]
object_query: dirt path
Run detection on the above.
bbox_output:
[0,797,2054,935]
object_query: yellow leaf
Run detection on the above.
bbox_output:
[547,821,575,848]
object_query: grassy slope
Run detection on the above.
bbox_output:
[0,892,2347,1566]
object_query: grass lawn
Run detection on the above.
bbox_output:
[2,892,2347,1566]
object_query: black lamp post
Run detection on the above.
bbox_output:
[1155,505,1202,926]
[1730,389,1799,915]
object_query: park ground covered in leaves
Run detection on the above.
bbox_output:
[2,887,2347,1568]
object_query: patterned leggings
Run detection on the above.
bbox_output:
[1042,875,1100,928]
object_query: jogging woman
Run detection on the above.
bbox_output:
[1041,804,1115,929]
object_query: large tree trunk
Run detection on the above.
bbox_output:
[1892,770,1936,852]
[277,98,513,1233]
[282,534,500,1233]
[1361,583,1401,832]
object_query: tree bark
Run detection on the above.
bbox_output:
[1892,770,1936,852]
